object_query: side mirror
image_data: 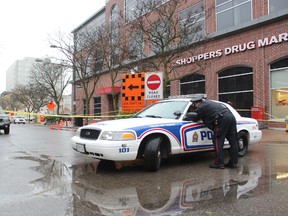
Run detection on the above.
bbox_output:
[185,112,198,121]
[173,111,182,119]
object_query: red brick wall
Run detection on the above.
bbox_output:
[74,0,288,127]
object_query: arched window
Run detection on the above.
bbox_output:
[218,67,253,117]
[270,58,288,119]
[180,73,205,95]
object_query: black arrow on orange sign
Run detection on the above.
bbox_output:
[128,84,139,90]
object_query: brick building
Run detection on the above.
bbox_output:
[72,0,288,128]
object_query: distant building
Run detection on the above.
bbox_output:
[60,94,72,114]
[5,57,38,91]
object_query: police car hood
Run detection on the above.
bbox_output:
[82,118,182,130]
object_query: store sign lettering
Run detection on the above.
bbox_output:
[176,32,288,66]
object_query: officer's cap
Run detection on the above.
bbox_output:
[190,95,204,103]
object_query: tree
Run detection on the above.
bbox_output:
[93,10,130,113]
[125,0,208,98]
[0,91,21,111]
[31,57,71,115]
[49,30,102,122]
[13,84,48,115]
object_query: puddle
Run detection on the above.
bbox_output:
[10,145,288,216]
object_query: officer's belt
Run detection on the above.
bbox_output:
[216,110,230,118]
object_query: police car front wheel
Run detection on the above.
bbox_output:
[144,137,162,172]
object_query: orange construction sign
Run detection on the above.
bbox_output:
[122,72,145,113]
[47,101,56,111]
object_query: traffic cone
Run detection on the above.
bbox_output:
[50,123,54,130]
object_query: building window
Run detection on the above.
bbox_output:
[94,48,103,72]
[125,0,139,22]
[218,67,253,117]
[270,58,288,119]
[94,97,101,116]
[179,1,205,44]
[269,0,288,14]
[180,73,205,95]
[216,0,252,31]
[128,31,144,59]
[150,21,171,53]
[125,0,170,22]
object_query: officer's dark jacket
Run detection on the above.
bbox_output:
[193,100,230,130]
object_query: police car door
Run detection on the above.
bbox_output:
[180,122,214,152]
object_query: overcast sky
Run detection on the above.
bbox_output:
[0,0,106,94]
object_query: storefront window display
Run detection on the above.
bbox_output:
[270,58,288,119]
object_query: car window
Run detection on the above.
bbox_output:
[136,101,189,119]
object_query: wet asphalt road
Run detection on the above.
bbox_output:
[1,124,288,216]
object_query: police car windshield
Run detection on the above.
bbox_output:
[135,101,189,119]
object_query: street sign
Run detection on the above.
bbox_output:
[122,73,145,113]
[147,74,161,90]
[145,72,163,100]
[47,101,56,111]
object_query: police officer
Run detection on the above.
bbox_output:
[190,95,239,169]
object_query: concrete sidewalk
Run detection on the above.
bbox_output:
[260,129,288,144]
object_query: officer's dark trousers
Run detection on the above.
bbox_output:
[212,113,238,165]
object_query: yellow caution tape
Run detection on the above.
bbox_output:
[0,110,133,119]
[1,109,285,123]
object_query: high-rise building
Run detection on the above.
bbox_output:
[5,57,38,91]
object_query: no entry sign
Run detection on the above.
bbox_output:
[147,74,161,90]
[145,72,163,100]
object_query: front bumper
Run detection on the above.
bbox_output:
[71,136,140,161]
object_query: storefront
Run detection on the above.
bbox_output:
[72,0,288,128]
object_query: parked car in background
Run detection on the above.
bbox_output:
[0,113,10,134]
[13,116,26,124]
[25,116,35,122]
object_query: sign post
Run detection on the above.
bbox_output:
[145,72,163,100]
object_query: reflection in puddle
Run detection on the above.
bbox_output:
[13,152,288,215]
[71,163,264,215]
[15,156,71,196]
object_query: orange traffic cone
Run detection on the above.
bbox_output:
[50,123,54,130]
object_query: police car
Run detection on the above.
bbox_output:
[71,96,262,171]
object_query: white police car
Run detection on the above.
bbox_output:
[71,96,262,171]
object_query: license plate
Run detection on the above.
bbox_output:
[76,143,86,153]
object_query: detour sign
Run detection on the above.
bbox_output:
[47,101,56,111]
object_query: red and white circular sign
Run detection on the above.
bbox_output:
[146,74,161,90]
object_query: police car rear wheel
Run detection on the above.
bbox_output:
[144,137,162,172]
[238,131,248,157]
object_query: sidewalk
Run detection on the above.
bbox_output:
[260,129,288,144]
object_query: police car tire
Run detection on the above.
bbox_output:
[237,131,248,157]
[144,137,162,172]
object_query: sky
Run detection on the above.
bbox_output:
[0,0,106,94]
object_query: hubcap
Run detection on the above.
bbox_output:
[238,139,244,150]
